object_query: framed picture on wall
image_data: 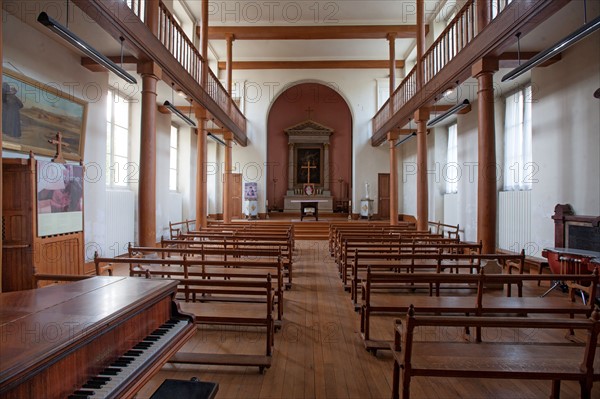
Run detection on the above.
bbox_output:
[244,182,258,199]
[2,69,87,160]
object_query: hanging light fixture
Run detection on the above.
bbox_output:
[501,8,600,82]
[427,99,470,127]
[37,12,137,84]
[164,83,196,127]
[395,119,417,147]
[207,133,227,146]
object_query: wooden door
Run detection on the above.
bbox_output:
[378,173,390,220]
[231,173,243,219]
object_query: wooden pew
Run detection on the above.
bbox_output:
[161,238,294,289]
[94,255,285,323]
[344,241,480,296]
[169,219,196,239]
[428,220,460,239]
[391,306,600,399]
[360,267,598,352]
[170,277,275,374]
[328,223,416,255]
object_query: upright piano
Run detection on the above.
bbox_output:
[0,276,195,399]
[542,204,600,274]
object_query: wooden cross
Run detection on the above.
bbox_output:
[48,132,70,164]
[305,106,314,119]
[301,161,317,184]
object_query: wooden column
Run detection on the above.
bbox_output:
[200,0,209,87]
[222,132,233,222]
[226,33,235,95]
[388,132,399,226]
[472,57,499,254]
[477,0,492,33]
[195,108,208,228]
[144,0,159,36]
[416,0,426,90]
[137,62,161,246]
[1,0,3,287]
[387,33,397,96]
[414,108,430,231]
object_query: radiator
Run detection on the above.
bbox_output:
[106,190,135,257]
[498,190,533,255]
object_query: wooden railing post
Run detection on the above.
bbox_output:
[477,0,492,33]
[200,0,209,87]
[387,32,397,101]
[416,0,426,90]
[145,0,159,36]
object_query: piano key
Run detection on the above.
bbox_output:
[72,319,189,399]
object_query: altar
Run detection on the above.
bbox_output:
[285,196,333,213]
[290,199,331,221]
[281,117,335,213]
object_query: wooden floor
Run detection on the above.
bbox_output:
[133,239,599,399]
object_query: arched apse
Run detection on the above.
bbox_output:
[266,82,352,211]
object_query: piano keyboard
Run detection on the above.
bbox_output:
[68,319,189,399]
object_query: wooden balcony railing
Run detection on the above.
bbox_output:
[373,0,514,137]
[157,2,203,87]
[123,0,145,21]
[120,0,246,136]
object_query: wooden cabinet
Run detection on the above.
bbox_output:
[2,157,84,291]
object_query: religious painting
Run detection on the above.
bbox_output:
[296,147,321,185]
[36,160,84,237]
[2,69,87,161]
[244,182,258,199]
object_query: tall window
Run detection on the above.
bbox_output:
[503,86,532,190]
[446,124,458,194]
[106,90,130,187]
[170,125,179,191]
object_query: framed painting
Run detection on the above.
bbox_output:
[2,69,87,160]
[295,147,322,185]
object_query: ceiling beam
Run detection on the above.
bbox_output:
[216,60,404,70]
[200,25,429,40]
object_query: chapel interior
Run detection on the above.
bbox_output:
[1,0,600,398]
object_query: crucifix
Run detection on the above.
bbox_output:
[305,106,314,119]
[301,161,317,184]
[48,132,70,164]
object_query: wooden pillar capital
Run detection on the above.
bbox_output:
[413,108,430,123]
[225,33,235,43]
[386,32,397,42]
[472,57,498,78]
[223,131,234,141]
[387,131,399,142]
[136,61,162,78]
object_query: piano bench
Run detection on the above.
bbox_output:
[150,378,218,399]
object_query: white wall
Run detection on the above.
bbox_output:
[529,32,600,254]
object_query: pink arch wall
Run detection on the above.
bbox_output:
[266,82,352,210]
